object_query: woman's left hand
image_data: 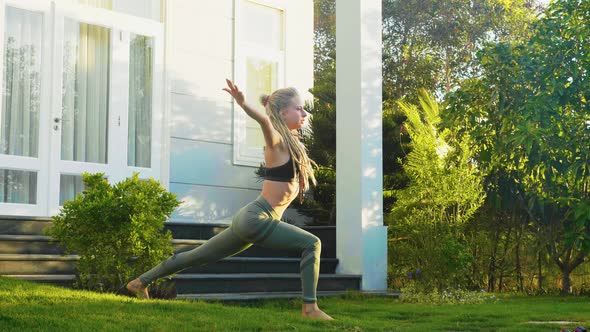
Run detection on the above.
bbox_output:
[223,78,245,106]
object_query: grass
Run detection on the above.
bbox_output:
[1,276,589,331]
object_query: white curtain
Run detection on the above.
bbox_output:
[59,174,85,205]
[0,7,42,204]
[61,20,110,164]
[128,34,152,168]
[60,20,110,201]
[60,0,110,203]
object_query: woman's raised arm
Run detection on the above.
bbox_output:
[223,79,282,148]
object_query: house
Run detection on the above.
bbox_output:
[0,0,387,297]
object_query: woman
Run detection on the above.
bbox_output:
[127,79,334,320]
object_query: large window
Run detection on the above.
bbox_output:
[233,0,285,166]
[49,1,164,214]
[0,0,164,216]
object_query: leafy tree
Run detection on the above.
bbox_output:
[382,0,541,102]
[444,0,590,294]
[381,0,539,212]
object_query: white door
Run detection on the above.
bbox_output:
[48,2,164,216]
[0,0,52,216]
[0,0,164,217]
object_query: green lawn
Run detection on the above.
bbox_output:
[1,276,588,331]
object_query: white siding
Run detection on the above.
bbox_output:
[169,183,259,223]
[170,138,261,189]
[170,94,232,144]
[111,0,161,21]
[169,53,233,100]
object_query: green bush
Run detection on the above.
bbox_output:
[387,89,486,292]
[45,172,182,293]
[390,223,475,291]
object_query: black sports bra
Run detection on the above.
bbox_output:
[263,155,299,182]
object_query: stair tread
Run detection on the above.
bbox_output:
[172,273,361,279]
[177,290,350,300]
[0,235,52,241]
[171,239,206,244]
[0,253,338,262]
[176,290,401,299]
[0,254,80,260]
[0,235,207,244]
[2,274,76,280]
[4,273,360,279]
[0,236,319,249]
[164,221,335,230]
[0,216,52,221]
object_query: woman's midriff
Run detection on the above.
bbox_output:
[260,179,299,219]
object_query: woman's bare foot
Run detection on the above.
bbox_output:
[302,303,334,320]
[126,278,149,299]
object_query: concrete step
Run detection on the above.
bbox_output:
[0,217,53,236]
[174,239,332,258]
[177,290,351,301]
[2,273,362,295]
[0,254,78,274]
[177,290,400,301]
[0,219,335,240]
[0,235,208,255]
[0,218,353,300]
[0,254,339,275]
[171,273,361,294]
[164,222,336,257]
[0,235,58,254]
[0,234,332,259]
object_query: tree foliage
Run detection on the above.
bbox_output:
[46,173,181,294]
[382,0,541,102]
[444,0,590,293]
[387,90,486,290]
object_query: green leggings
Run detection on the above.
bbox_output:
[138,195,321,303]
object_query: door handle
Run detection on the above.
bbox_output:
[54,117,70,123]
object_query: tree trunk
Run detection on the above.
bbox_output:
[472,239,479,286]
[561,269,572,295]
[515,226,524,292]
[497,227,512,293]
[556,250,586,295]
[537,233,545,293]
[487,230,500,292]
[537,246,543,292]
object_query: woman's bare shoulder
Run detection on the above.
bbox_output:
[264,140,291,165]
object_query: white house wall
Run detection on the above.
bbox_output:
[170,183,260,223]
[111,0,161,21]
[165,0,314,224]
[170,139,261,189]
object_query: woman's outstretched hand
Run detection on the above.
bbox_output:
[223,78,270,129]
[223,78,245,106]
